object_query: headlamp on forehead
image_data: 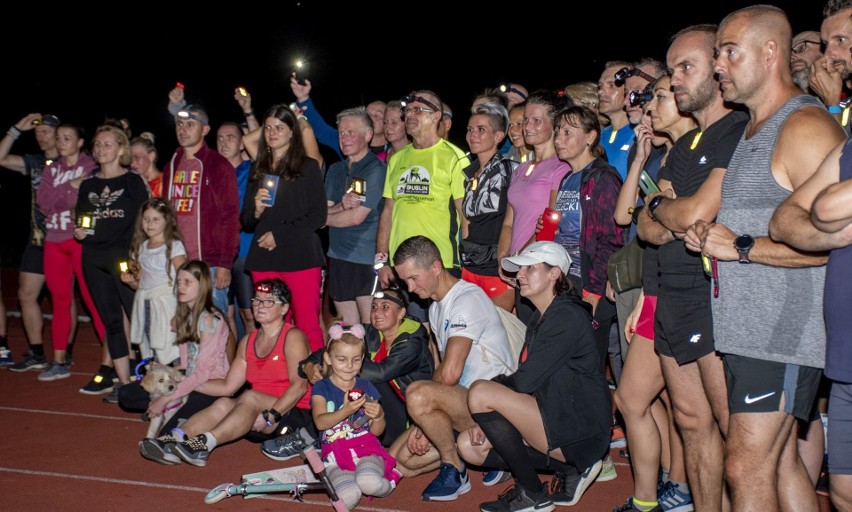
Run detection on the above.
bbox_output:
[614,67,657,86]
[176,108,209,126]
[499,83,528,101]
[255,282,287,303]
[400,92,440,113]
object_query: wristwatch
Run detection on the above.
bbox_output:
[647,196,666,222]
[734,234,754,264]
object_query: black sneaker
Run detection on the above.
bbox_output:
[8,349,47,372]
[139,434,181,465]
[479,482,555,512]
[79,369,115,395]
[261,430,308,461]
[550,459,602,506]
[174,434,209,467]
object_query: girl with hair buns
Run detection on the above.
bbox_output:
[310,322,401,510]
[130,133,163,197]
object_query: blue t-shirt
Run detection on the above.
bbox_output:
[554,170,583,279]
[235,159,253,258]
[601,124,635,180]
[324,152,387,265]
[312,376,381,445]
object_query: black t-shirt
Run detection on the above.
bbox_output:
[461,154,515,276]
[657,110,748,297]
[76,169,150,251]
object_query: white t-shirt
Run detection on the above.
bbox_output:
[139,240,186,290]
[429,280,514,388]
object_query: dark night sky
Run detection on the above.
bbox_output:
[0,0,825,262]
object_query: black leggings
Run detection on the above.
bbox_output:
[82,247,135,359]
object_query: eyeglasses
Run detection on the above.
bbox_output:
[400,92,441,114]
[403,106,436,116]
[251,297,284,308]
[792,40,822,55]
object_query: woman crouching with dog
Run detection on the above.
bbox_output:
[120,261,231,450]
[140,277,314,466]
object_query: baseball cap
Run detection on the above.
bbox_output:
[501,241,572,275]
[176,104,209,126]
[40,114,61,128]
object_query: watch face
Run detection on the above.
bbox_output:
[735,235,754,250]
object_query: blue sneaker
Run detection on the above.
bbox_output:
[483,469,512,487]
[422,463,471,501]
[658,481,694,512]
[0,347,13,366]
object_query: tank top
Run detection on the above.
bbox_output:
[244,323,312,410]
[713,95,826,369]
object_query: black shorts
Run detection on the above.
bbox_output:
[654,296,715,364]
[725,353,822,421]
[229,256,254,309]
[19,241,44,274]
[328,257,375,302]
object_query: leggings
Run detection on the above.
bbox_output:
[82,246,135,359]
[252,268,323,351]
[44,239,105,349]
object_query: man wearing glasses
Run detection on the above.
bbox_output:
[792,31,824,93]
[375,91,469,296]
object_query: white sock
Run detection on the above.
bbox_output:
[204,432,218,451]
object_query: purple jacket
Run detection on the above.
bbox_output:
[163,143,239,269]
[580,158,624,296]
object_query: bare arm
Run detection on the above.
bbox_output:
[653,169,724,233]
[433,335,472,386]
[326,204,371,228]
[615,125,653,226]
[242,128,261,161]
[269,328,310,415]
[769,109,849,251]
[0,113,43,173]
[636,179,677,245]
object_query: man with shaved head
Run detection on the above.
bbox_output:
[685,5,846,510]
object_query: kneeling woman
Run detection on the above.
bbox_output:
[140,278,313,466]
[459,241,611,512]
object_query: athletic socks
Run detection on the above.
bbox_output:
[632,497,660,511]
[203,432,218,451]
[31,345,44,357]
[473,410,541,492]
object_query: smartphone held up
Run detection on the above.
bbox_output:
[536,208,562,242]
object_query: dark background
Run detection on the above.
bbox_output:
[0,0,824,266]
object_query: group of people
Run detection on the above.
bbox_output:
[2,2,852,511]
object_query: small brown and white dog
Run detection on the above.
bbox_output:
[141,365,186,439]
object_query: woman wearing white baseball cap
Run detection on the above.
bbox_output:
[458,241,612,510]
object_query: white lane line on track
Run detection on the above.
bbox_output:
[0,467,407,511]
[0,405,140,422]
